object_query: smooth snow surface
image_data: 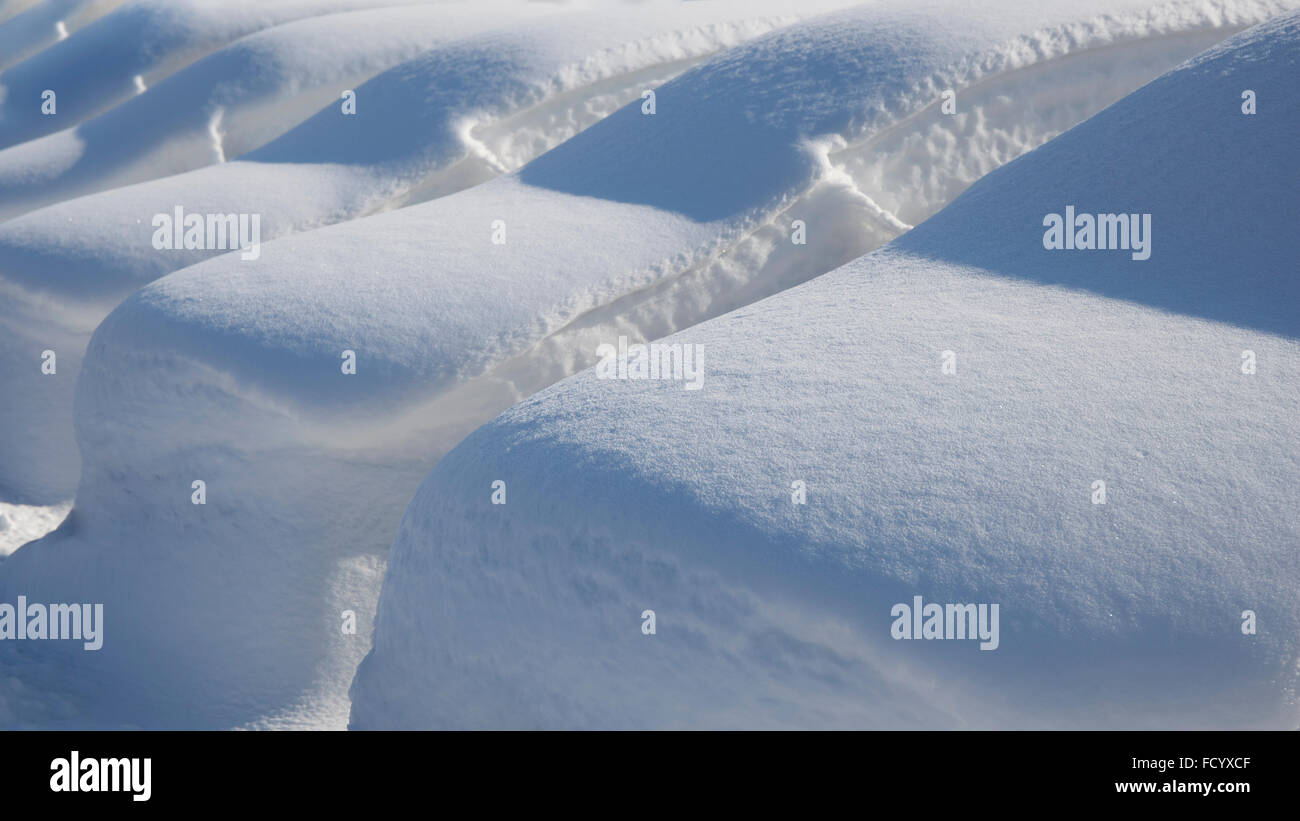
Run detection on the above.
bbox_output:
[5,0,879,728]
[0,0,837,506]
[1,0,1279,504]
[0,1,126,72]
[352,13,1300,729]
[0,0,457,149]
[0,0,1295,731]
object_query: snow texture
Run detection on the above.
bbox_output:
[0,0,458,149]
[1,0,1274,505]
[0,0,1295,731]
[352,12,1300,729]
[0,0,831,506]
[0,1,126,73]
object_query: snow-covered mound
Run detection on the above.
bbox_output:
[351,13,1300,729]
[0,0,1274,506]
[0,0,826,506]
[0,0,37,23]
[1,0,868,728]
[0,0,444,150]
[0,4,539,220]
[0,0,126,72]
[3,0,1291,730]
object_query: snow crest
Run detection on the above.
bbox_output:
[0,0,1293,730]
[352,12,1300,729]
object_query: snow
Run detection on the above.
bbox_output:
[0,1,125,72]
[0,0,460,149]
[2,0,1272,506]
[0,0,1295,730]
[0,4,535,219]
[4,0,883,728]
[0,0,832,507]
[0,499,71,558]
[351,12,1300,728]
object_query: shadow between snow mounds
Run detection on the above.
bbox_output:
[517,16,900,223]
[890,23,1300,340]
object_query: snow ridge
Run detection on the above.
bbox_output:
[351,12,1300,729]
[0,0,834,506]
[0,0,1293,731]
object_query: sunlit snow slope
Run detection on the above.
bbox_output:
[0,0,455,148]
[0,4,540,219]
[1,0,1278,506]
[0,0,126,72]
[0,0,836,506]
[0,0,1293,731]
[352,13,1300,729]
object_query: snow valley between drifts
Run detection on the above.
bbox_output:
[0,0,846,509]
[0,0,1296,731]
[351,12,1300,730]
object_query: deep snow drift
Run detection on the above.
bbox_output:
[0,0,816,506]
[0,4,534,219]
[0,0,1276,507]
[1,0,1293,731]
[0,0,455,149]
[351,13,1300,729]
[0,0,125,73]
[3,0,902,728]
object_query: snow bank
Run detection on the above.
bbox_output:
[0,4,539,220]
[352,12,1300,729]
[0,0,863,728]
[1,0,1274,505]
[0,0,821,505]
[0,0,444,150]
[0,0,38,24]
[0,0,126,72]
[3,0,1291,730]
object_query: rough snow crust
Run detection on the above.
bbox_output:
[352,14,1300,729]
